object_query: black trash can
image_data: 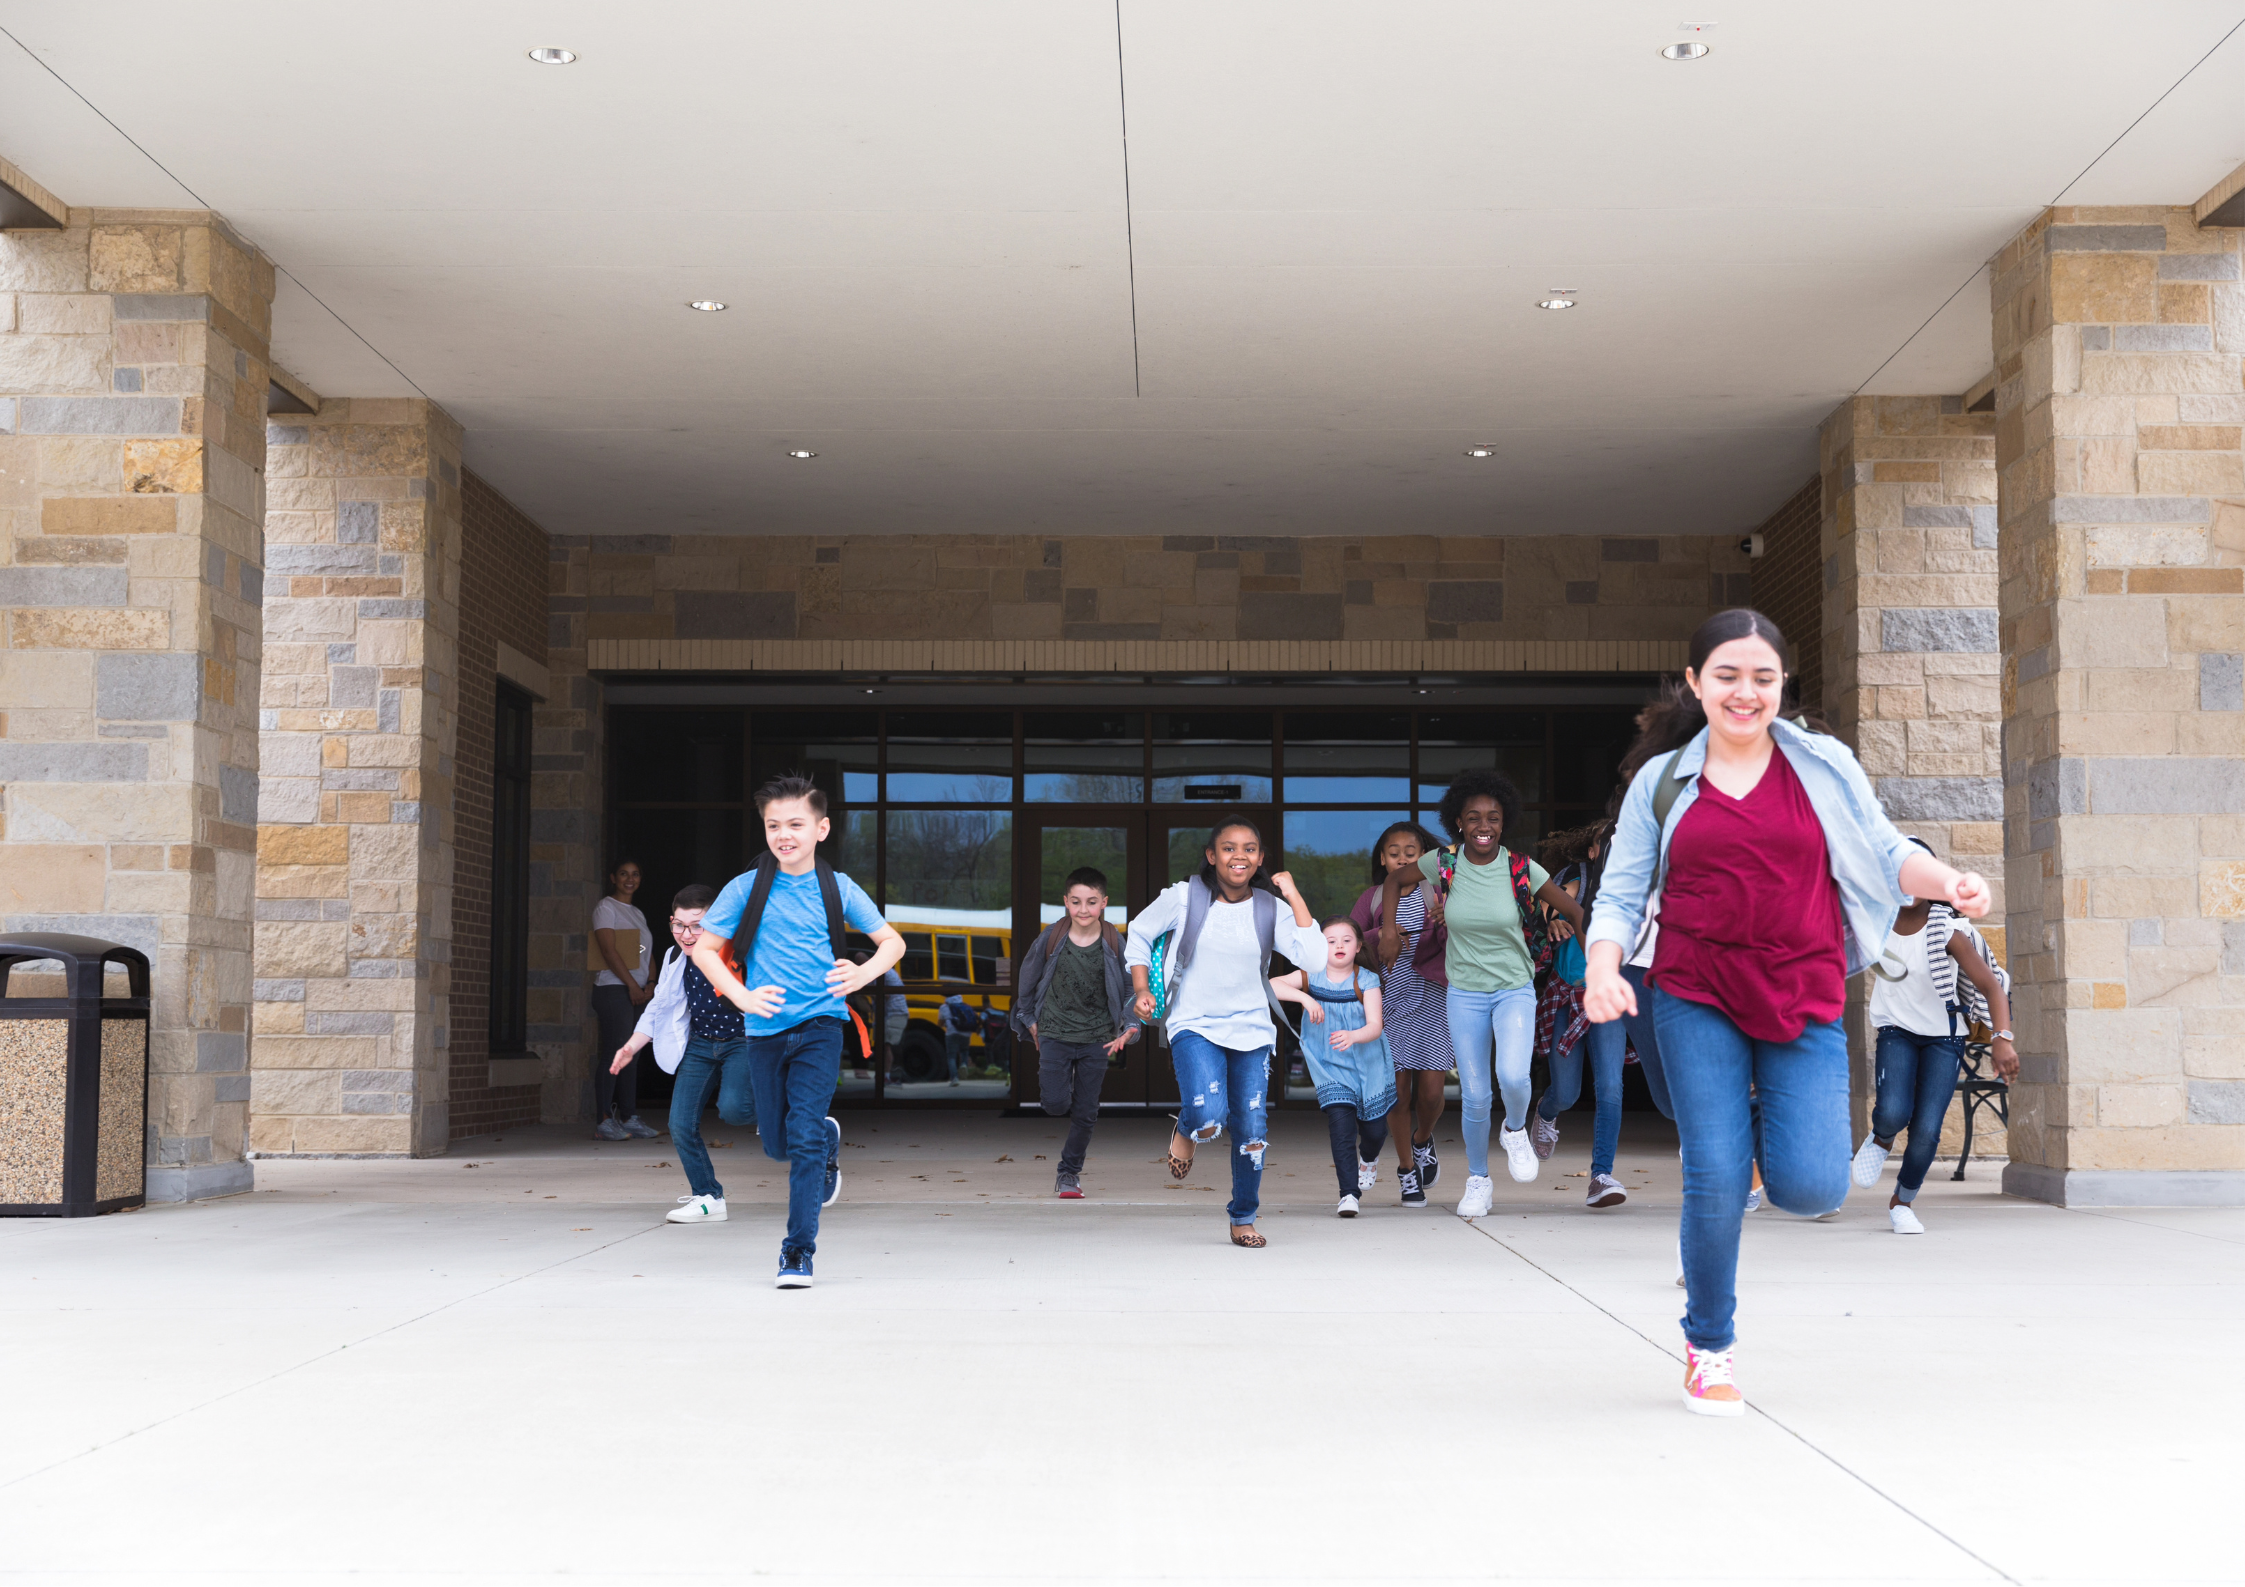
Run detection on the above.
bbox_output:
[0,934,150,1217]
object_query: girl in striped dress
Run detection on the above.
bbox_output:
[1350,821,1452,1208]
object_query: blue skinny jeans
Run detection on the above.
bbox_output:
[1169,1030,1272,1225]
[1446,984,1536,1178]
[1871,1027,1965,1203]
[1538,1013,1625,1176]
[1653,988,1850,1352]
[667,1033,755,1199]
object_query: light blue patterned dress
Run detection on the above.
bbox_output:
[1299,967,1398,1117]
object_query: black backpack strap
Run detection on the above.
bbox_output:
[732,853,780,964]
[815,857,847,960]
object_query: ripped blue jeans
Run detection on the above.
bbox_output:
[1168,1030,1273,1225]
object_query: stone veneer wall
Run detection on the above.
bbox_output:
[1993,205,2245,1203]
[1747,477,1823,711]
[251,401,463,1156]
[534,536,602,1124]
[1819,397,2005,1146]
[1,210,273,1200]
[570,532,1754,645]
[447,470,550,1138]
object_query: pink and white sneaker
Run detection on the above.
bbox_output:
[1681,1344,1745,1417]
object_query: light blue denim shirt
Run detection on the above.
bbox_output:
[1585,718,1913,978]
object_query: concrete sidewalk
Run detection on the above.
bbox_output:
[1,1110,2235,1586]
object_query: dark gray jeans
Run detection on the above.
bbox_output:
[1037,1039,1110,1174]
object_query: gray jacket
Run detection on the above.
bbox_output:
[1010,920,1140,1042]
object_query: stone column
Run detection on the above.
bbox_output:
[1,209,273,1199]
[1993,204,2245,1204]
[535,534,600,1123]
[252,400,462,1157]
[1818,397,2005,1140]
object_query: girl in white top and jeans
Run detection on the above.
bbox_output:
[590,858,659,1139]
[1126,817,1326,1248]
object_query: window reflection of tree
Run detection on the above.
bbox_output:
[886,809,1012,911]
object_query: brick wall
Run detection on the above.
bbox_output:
[569,531,1752,645]
[1749,477,1824,711]
[447,470,549,1139]
[534,538,601,1122]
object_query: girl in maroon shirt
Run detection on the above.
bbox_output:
[1581,609,1991,1418]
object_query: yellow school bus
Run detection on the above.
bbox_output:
[848,906,1015,1083]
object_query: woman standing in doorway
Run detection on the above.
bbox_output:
[1351,821,1452,1207]
[1584,608,1990,1416]
[1127,817,1327,1248]
[1384,772,1584,1220]
[590,858,661,1140]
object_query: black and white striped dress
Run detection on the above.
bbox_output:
[1384,886,1454,1073]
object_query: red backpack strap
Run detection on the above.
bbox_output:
[1509,850,1554,970]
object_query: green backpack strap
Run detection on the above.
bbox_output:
[1650,749,1689,833]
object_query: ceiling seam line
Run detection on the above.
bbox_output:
[0,20,431,402]
[1115,0,1141,398]
[1850,11,2245,400]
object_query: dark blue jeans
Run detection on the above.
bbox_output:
[1872,1027,1964,1204]
[746,1017,843,1255]
[1169,1030,1271,1225]
[1653,988,1850,1352]
[668,1033,754,1199]
[1538,1014,1625,1176]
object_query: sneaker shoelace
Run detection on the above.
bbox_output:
[1689,1348,1737,1394]
[1413,1142,1435,1166]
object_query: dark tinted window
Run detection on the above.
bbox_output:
[610,710,742,805]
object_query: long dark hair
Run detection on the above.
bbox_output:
[1367,820,1441,884]
[1198,815,1276,894]
[1614,608,1830,789]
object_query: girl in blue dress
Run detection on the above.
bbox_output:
[1273,917,1396,1217]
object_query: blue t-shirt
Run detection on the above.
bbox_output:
[701,866,886,1037]
[684,961,744,1043]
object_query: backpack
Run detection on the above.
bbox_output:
[717,853,872,1052]
[1925,903,2009,1038]
[1147,876,1288,1031]
[1433,844,1553,976]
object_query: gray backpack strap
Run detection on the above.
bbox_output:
[1650,749,1689,832]
[1253,889,1289,1022]
[1174,875,1212,978]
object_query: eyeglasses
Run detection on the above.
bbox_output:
[669,919,704,935]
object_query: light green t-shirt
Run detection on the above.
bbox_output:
[1419,846,1550,993]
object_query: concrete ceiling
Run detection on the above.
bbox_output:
[6,2,2245,540]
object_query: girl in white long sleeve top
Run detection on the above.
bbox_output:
[1125,818,1326,1248]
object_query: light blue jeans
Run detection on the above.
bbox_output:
[1169,1030,1272,1225]
[1653,988,1850,1351]
[1446,985,1537,1179]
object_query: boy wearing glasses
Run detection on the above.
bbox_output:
[610,884,753,1223]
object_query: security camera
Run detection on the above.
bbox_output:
[1739,533,1765,558]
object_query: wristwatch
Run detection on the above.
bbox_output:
[1990,1030,2014,1043]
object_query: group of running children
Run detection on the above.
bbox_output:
[597,607,2017,1417]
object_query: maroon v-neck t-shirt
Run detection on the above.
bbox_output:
[1650,747,1845,1043]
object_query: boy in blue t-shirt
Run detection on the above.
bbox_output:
[692,775,903,1289]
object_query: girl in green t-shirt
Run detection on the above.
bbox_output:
[1381,769,1583,1218]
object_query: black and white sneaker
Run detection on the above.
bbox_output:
[822,1115,843,1206]
[1398,1168,1427,1208]
[1413,1139,1440,1189]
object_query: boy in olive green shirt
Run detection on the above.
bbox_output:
[1010,867,1139,1197]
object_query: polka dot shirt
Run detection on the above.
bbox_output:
[685,961,745,1042]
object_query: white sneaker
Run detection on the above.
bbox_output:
[1498,1126,1538,1183]
[666,1194,727,1223]
[1357,1158,1379,1193]
[1889,1204,1925,1234]
[1851,1133,1891,1188]
[592,1118,629,1141]
[1336,1193,1360,1218]
[1455,1173,1495,1218]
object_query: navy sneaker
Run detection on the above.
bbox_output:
[822,1115,843,1206]
[776,1247,814,1289]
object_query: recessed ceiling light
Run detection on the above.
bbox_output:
[527,47,577,64]
[1464,446,1497,458]
[786,449,817,459]
[1661,41,1709,59]
[1537,297,1577,310]
[688,300,727,312]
